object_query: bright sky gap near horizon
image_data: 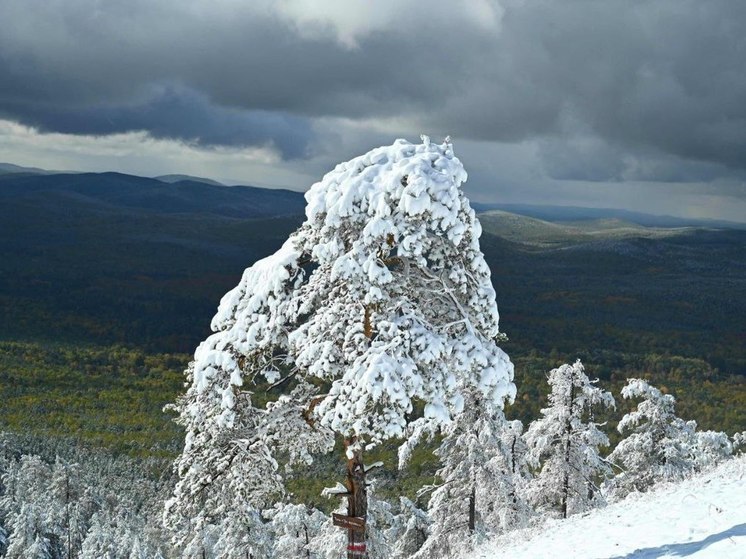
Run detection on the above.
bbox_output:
[1,0,744,222]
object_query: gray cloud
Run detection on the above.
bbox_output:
[0,0,744,183]
[0,86,313,158]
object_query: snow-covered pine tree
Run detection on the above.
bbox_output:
[733,431,746,454]
[49,458,91,559]
[305,506,347,559]
[0,455,61,558]
[164,381,327,557]
[0,437,170,558]
[79,511,115,559]
[364,484,396,559]
[414,389,524,558]
[607,378,699,498]
[524,360,615,518]
[387,497,430,559]
[493,419,533,531]
[166,137,515,554]
[266,502,327,559]
[693,430,733,471]
[4,503,55,559]
[80,506,167,559]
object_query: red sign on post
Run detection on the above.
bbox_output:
[347,542,367,557]
[332,513,366,532]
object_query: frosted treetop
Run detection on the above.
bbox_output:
[189,136,515,443]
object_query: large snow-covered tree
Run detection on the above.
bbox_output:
[166,137,516,553]
[607,379,700,498]
[524,360,615,518]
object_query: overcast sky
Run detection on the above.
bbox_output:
[1,0,745,221]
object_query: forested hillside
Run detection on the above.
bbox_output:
[0,148,744,558]
[0,170,744,453]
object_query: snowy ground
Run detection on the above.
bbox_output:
[469,455,746,559]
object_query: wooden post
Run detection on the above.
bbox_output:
[345,437,367,559]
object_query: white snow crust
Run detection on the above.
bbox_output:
[468,455,746,559]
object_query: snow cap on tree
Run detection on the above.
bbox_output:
[187,136,515,444]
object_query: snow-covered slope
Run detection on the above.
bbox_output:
[469,455,746,559]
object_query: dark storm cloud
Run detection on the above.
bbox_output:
[0,86,313,158]
[0,0,744,175]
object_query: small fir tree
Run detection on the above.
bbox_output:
[266,502,327,559]
[414,389,523,557]
[693,430,733,471]
[607,378,697,498]
[387,497,430,559]
[733,431,746,454]
[524,360,615,518]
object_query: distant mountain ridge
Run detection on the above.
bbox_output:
[0,170,306,219]
[477,210,690,249]
[154,174,225,186]
[0,162,67,175]
[471,202,746,229]
[3,162,743,228]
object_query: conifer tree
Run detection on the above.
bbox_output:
[364,485,395,559]
[733,431,746,454]
[267,502,327,559]
[166,137,515,554]
[524,360,615,518]
[50,458,91,559]
[0,455,61,558]
[387,497,430,559]
[608,379,699,498]
[693,430,733,470]
[414,389,523,557]
[305,507,347,559]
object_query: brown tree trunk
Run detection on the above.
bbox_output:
[345,437,368,559]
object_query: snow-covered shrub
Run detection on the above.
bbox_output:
[607,379,697,498]
[693,430,733,470]
[524,360,615,518]
[733,431,746,454]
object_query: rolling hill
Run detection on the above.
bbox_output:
[0,167,744,454]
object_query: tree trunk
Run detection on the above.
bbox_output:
[561,378,576,519]
[66,473,72,559]
[345,438,367,559]
[468,483,476,533]
[304,523,311,559]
